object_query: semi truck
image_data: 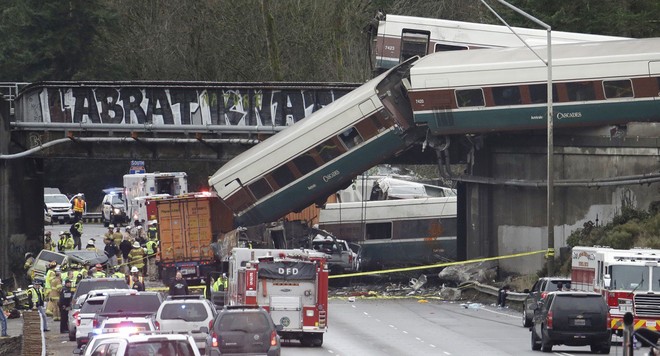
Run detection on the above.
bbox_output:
[154,192,221,284]
[571,246,660,335]
[227,248,329,346]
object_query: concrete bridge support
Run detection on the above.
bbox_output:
[463,125,660,275]
[0,99,43,286]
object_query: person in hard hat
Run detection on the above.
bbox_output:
[113,226,124,267]
[72,193,86,222]
[111,265,126,284]
[92,264,106,278]
[85,239,100,253]
[69,219,83,250]
[129,267,144,291]
[104,224,115,245]
[43,231,55,251]
[145,238,159,282]
[49,267,63,321]
[24,252,35,282]
[212,273,228,292]
[32,279,49,331]
[57,231,75,252]
[128,241,146,276]
[0,278,8,337]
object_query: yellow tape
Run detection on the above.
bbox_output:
[329,249,547,279]
[545,248,555,258]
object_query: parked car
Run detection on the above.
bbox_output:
[69,288,132,342]
[44,192,74,224]
[530,291,610,353]
[78,332,201,356]
[155,295,217,353]
[522,276,571,327]
[93,291,163,327]
[207,305,282,356]
[102,188,128,227]
[76,295,111,348]
[93,314,157,336]
[72,277,130,301]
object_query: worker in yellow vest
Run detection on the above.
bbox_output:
[128,241,146,276]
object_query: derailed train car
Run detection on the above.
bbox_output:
[209,57,423,226]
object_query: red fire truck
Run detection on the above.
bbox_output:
[572,246,660,335]
[227,248,329,346]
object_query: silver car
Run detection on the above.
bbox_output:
[155,295,216,353]
[68,288,132,342]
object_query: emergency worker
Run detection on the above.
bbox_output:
[44,231,54,251]
[49,268,63,321]
[32,280,48,331]
[212,273,228,292]
[145,238,159,281]
[128,241,146,275]
[147,220,158,241]
[85,239,100,253]
[70,220,83,250]
[57,231,74,252]
[58,279,73,333]
[92,264,106,278]
[44,261,57,299]
[24,252,35,281]
[111,266,126,282]
[72,193,86,222]
[129,267,145,291]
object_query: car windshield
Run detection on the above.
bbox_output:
[126,340,195,356]
[37,250,66,264]
[110,195,123,205]
[73,279,129,299]
[161,303,208,322]
[102,295,161,314]
[217,312,270,333]
[81,299,105,313]
[611,265,649,291]
[44,195,69,204]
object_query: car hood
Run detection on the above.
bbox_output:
[46,203,71,208]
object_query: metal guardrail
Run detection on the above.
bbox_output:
[461,281,527,303]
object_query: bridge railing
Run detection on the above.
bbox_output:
[0,82,29,116]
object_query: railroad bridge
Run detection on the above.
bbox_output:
[1,81,659,280]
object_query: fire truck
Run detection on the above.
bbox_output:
[227,248,329,347]
[572,246,660,335]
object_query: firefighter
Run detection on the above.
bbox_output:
[147,220,158,241]
[57,231,75,252]
[44,261,57,313]
[104,225,115,244]
[24,252,35,281]
[70,220,83,250]
[58,279,73,333]
[129,267,145,291]
[43,231,55,251]
[111,265,126,282]
[128,241,146,276]
[212,273,228,292]
[72,193,86,222]
[91,264,106,278]
[85,239,100,253]
[49,268,63,321]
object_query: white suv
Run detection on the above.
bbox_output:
[80,332,201,356]
[155,295,217,353]
[44,193,74,224]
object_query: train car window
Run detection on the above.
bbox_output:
[434,43,469,52]
[292,152,318,176]
[566,82,596,101]
[315,138,343,163]
[338,127,364,150]
[248,178,273,200]
[492,86,522,106]
[529,84,559,103]
[366,222,392,240]
[603,80,633,99]
[271,165,296,189]
[400,30,430,62]
[455,89,484,107]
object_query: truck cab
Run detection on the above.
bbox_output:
[311,230,360,273]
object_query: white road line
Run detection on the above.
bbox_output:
[388,324,396,329]
[443,351,451,355]
[476,307,520,319]
[402,330,408,334]
[375,318,381,322]
[429,344,436,348]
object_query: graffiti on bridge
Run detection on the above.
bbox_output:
[22,86,354,127]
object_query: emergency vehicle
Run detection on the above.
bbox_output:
[227,248,329,347]
[572,246,660,335]
[123,172,188,223]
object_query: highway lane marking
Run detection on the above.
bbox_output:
[429,344,436,348]
[475,306,520,319]
[443,351,451,355]
[402,330,408,334]
[388,324,397,329]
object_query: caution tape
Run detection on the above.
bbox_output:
[329,249,547,279]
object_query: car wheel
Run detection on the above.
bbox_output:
[68,327,76,341]
[531,328,541,351]
[522,308,532,327]
[541,326,552,352]
[312,334,323,347]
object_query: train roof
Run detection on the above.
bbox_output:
[208,66,398,189]
[382,14,626,47]
[410,38,660,87]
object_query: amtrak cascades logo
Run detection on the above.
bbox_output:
[323,170,340,182]
[556,111,582,120]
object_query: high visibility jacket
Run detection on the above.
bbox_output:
[92,271,106,278]
[146,240,158,256]
[24,256,35,270]
[44,239,55,251]
[73,197,85,213]
[112,271,125,280]
[58,236,74,252]
[73,222,83,235]
[45,269,55,289]
[49,278,62,300]
[128,248,146,268]
[129,275,144,287]
[31,287,45,307]
[212,278,227,292]
[148,227,158,241]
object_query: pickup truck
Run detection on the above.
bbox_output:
[311,231,360,273]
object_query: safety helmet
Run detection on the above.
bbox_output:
[222,273,227,278]
[109,224,115,229]
[150,220,157,225]
[28,284,33,289]
[54,267,61,273]
[59,231,66,236]
[86,240,95,246]
[95,263,103,269]
[130,266,139,273]
[25,252,33,259]
[133,241,140,248]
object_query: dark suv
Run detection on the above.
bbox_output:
[207,305,282,356]
[530,291,610,353]
[522,276,571,327]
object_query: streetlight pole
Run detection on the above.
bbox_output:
[480,0,554,274]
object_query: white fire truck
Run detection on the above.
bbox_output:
[227,248,329,346]
[572,246,660,335]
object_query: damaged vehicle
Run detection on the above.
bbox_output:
[310,228,360,274]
